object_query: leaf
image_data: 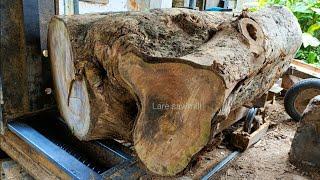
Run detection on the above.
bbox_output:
[307,22,320,35]
[311,7,320,14]
[291,2,313,13]
[302,33,320,47]
[307,51,317,64]
[258,0,268,7]
[304,0,317,5]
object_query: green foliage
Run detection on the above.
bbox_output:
[256,0,320,66]
[296,45,320,65]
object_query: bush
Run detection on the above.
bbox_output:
[257,0,320,66]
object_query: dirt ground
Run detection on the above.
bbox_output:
[217,98,320,180]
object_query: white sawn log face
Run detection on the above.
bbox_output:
[49,19,91,139]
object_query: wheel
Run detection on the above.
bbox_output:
[243,108,258,133]
[284,78,320,121]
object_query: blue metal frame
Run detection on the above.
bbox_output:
[201,151,240,180]
[8,121,103,180]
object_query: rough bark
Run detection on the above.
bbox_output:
[48,7,302,176]
[290,95,320,170]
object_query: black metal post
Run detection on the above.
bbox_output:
[0,0,29,122]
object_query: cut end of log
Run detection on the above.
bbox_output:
[48,19,91,140]
[118,53,225,175]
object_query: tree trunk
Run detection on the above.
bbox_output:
[48,7,302,176]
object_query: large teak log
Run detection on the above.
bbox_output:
[48,7,302,176]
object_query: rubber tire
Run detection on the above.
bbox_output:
[284,78,320,121]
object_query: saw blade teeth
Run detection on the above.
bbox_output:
[52,142,107,174]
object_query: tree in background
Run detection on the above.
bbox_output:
[256,0,320,66]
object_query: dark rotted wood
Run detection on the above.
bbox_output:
[0,0,29,120]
